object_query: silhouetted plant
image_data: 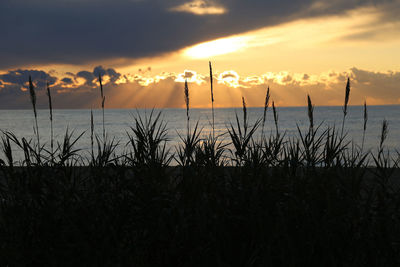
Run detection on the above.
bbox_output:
[126,110,172,168]
[361,100,368,153]
[261,86,270,138]
[176,121,202,167]
[307,94,314,134]
[46,82,54,164]
[323,125,348,167]
[372,119,394,179]
[209,61,215,138]
[90,109,94,162]
[297,122,326,168]
[1,134,13,167]
[195,132,228,167]
[184,79,190,132]
[4,131,39,166]
[99,74,106,141]
[228,97,261,165]
[91,134,119,167]
[272,101,279,136]
[56,128,85,166]
[29,76,40,158]
[341,77,351,136]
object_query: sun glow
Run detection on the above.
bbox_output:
[183,36,249,59]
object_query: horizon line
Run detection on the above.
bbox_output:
[1,104,398,111]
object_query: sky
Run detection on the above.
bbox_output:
[1,0,400,109]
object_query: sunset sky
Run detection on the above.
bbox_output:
[1,0,400,108]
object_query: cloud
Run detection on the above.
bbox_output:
[349,67,400,102]
[93,66,121,82]
[1,0,399,68]
[0,69,57,91]
[61,77,73,84]
[0,66,399,109]
[170,0,227,15]
[175,70,206,85]
[76,71,96,86]
[218,70,240,88]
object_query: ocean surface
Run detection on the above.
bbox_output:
[0,106,399,164]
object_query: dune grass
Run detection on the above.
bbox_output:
[0,74,399,266]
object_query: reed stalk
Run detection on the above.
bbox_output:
[307,94,314,134]
[184,79,190,134]
[272,101,278,136]
[242,96,247,130]
[261,86,270,139]
[361,100,367,153]
[341,78,350,137]
[29,76,40,156]
[209,61,215,138]
[99,74,105,141]
[91,109,94,162]
[46,82,54,163]
[379,119,388,152]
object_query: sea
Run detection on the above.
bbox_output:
[0,106,399,164]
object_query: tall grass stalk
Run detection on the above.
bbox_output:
[307,94,314,134]
[29,76,40,156]
[1,134,13,167]
[228,96,260,165]
[242,96,247,129]
[379,119,388,152]
[90,109,94,162]
[341,78,350,137]
[99,74,105,141]
[209,61,215,138]
[184,79,190,134]
[261,86,270,138]
[373,119,391,179]
[46,82,54,163]
[272,101,278,136]
[361,100,368,153]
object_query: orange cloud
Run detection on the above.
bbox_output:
[1,67,399,109]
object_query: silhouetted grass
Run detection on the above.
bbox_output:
[261,86,270,138]
[46,82,54,163]
[209,61,215,138]
[0,75,399,266]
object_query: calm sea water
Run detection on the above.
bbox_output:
[0,106,399,163]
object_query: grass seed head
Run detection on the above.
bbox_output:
[307,94,314,131]
[29,76,37,118]
[263,86,270,124]
[343,77,350,116]
[363,100,368,132]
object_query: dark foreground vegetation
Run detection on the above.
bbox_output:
[1,68,400,266]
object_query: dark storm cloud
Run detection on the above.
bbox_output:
[76,66,121,85]
[77,71,96,86]
[0,69,57,89]
[1,0,397,68]
[61,77,73,84]
[93,66,121,82]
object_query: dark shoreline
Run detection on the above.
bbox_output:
[1,165,400,266]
